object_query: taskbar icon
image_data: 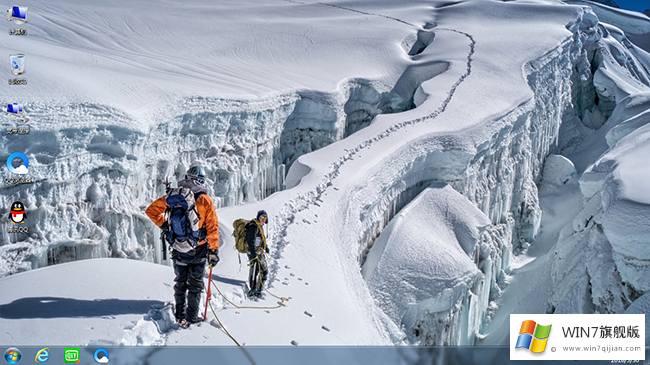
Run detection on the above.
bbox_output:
[94,348,109,363]
[35,347,50,362]
[4,347,22,364]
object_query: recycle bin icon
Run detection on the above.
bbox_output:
[10,54,24,75]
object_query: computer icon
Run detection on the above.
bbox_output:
[6,103,29,123]
[6,6,27,24]
[7,103,23,115]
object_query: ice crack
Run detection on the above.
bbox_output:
[316,2,418,28]
[270,28,476,280]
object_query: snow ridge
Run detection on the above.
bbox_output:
[270,27,476,281]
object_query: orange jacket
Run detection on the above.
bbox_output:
[146,194,219,250]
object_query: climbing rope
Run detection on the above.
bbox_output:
[199,256,289,355]
[206,298,258,365]
[255,258,290,304]
[200,266,256,365]
[208,299,241,346]
[204,261,289,311]
[198,265,240,347]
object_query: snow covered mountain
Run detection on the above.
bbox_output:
[1,0,649,349]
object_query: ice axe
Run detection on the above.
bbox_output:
[203,264,213,321]
[159,177,173,261]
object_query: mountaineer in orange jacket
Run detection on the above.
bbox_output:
[146,164,219,327]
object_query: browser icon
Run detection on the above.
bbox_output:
[94,348,109,363]
[6,152,29,175]
[35,347,50,362]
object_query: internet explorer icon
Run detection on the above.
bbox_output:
[35,347,50,362]
[516,319,552,353]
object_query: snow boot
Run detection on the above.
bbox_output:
[247,289,262,298]
[186,316,203,325]
[174,301,185,323]
[186,290,201,318]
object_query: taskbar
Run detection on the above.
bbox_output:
[2,346,647,365]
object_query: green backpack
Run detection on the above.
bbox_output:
[232,218,267,255]
[232,219,250,254]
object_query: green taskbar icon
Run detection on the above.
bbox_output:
[64,348,80,363]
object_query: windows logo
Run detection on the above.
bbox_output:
[515,320,552,353]
[4,347,22,364]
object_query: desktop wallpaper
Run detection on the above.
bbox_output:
[1,0,649,363]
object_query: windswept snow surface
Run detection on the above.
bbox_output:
[1,0,650,348]
[0,259,174,346]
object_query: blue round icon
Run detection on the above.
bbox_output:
[4,347,22,364]
[6,152,29,175]
[93,348,109,364]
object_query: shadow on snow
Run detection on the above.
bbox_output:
[0,297,164,319]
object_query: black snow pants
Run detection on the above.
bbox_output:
[248,252,268,294]
[173,260,205,321]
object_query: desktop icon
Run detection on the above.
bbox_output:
[6,6,27,25]
[93,349,109,364]
[35,348,50,363]
[9,201,26,223]
[6,103,22,115]
[64,348,79,364]
[6,103,28,123]
[6,152,28,175]
[9,54,24,75]
[3,347,21,364]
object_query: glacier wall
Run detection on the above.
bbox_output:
[281,80,412,170]
[546,8,650,318]
[0,78,415,276]
[343,85,405,138]
[356,9,637,345]
[551,100,650,316]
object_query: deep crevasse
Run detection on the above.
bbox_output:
[360,8,646,345]
[360,40,573,344]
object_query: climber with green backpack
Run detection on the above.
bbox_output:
[232,210,268,298]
